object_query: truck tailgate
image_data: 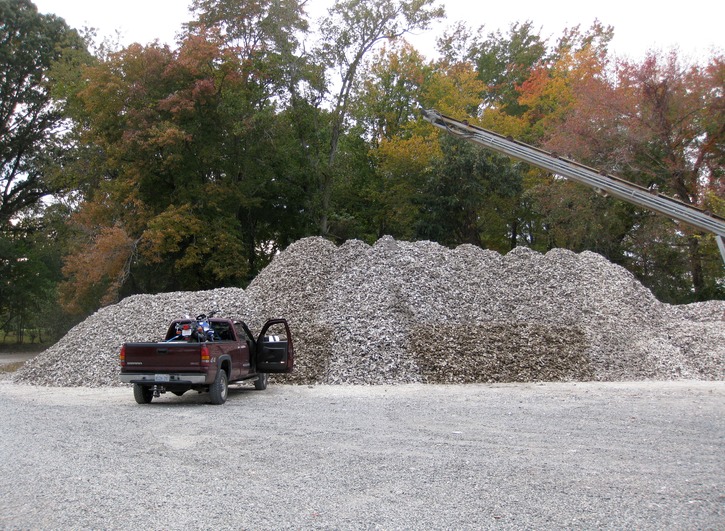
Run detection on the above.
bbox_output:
[123,343,201,371]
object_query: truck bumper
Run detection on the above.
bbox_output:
[120,373,208,385]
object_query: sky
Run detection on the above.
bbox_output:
[32,0,724,62]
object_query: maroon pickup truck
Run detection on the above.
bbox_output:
[119,315,293,405]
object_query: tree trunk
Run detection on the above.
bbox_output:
[319,168,332,236]
[687,234,705,300]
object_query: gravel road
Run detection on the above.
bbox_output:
[1,379,723,530]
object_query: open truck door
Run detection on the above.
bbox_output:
[255,319,294,373]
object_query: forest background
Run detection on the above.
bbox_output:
[1,0,723,343]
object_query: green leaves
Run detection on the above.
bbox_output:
[0,0,87,225]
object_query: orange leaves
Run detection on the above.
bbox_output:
[517,62,576,141]
[59,226,137,314]
[511,26,614,145]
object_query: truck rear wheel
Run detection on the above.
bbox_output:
[209,369,228,405]
[254,373,268,390]
[133,384,153,404]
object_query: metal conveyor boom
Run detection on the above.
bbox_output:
[421,109,725,265]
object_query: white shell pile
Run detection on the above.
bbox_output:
[14,236,724,387]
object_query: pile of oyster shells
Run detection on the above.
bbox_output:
[14,236,724,387]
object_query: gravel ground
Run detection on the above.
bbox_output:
[1,379,723,530]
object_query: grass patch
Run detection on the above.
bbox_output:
[0,361,26,374]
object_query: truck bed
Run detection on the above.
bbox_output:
[122,342,205,372]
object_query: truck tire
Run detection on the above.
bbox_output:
[254,373,268,390]
[133,384,153,404]
[209,369,228,405]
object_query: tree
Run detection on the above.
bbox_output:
[0,0,87,224]
[507,23,629,258]
[184,1,323,268]
[59,38,246,311]
[540,49,724,300]
[618,52,723,299]
[60,25,323,312]
[473,21,549,116]
[315,0,444,234]
[0,0,89,333]
[186,0,312,103]
[413,132,523,250]
[330,43,430,241]
[419,22,554,249]
[341,40,498,243]
[347,28,534,249]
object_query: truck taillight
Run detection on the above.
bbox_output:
[200,345,210,367]
[119,345,126,367]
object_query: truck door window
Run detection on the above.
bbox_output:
[211,322,234,341]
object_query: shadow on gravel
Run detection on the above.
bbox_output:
[120,385,263,406]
